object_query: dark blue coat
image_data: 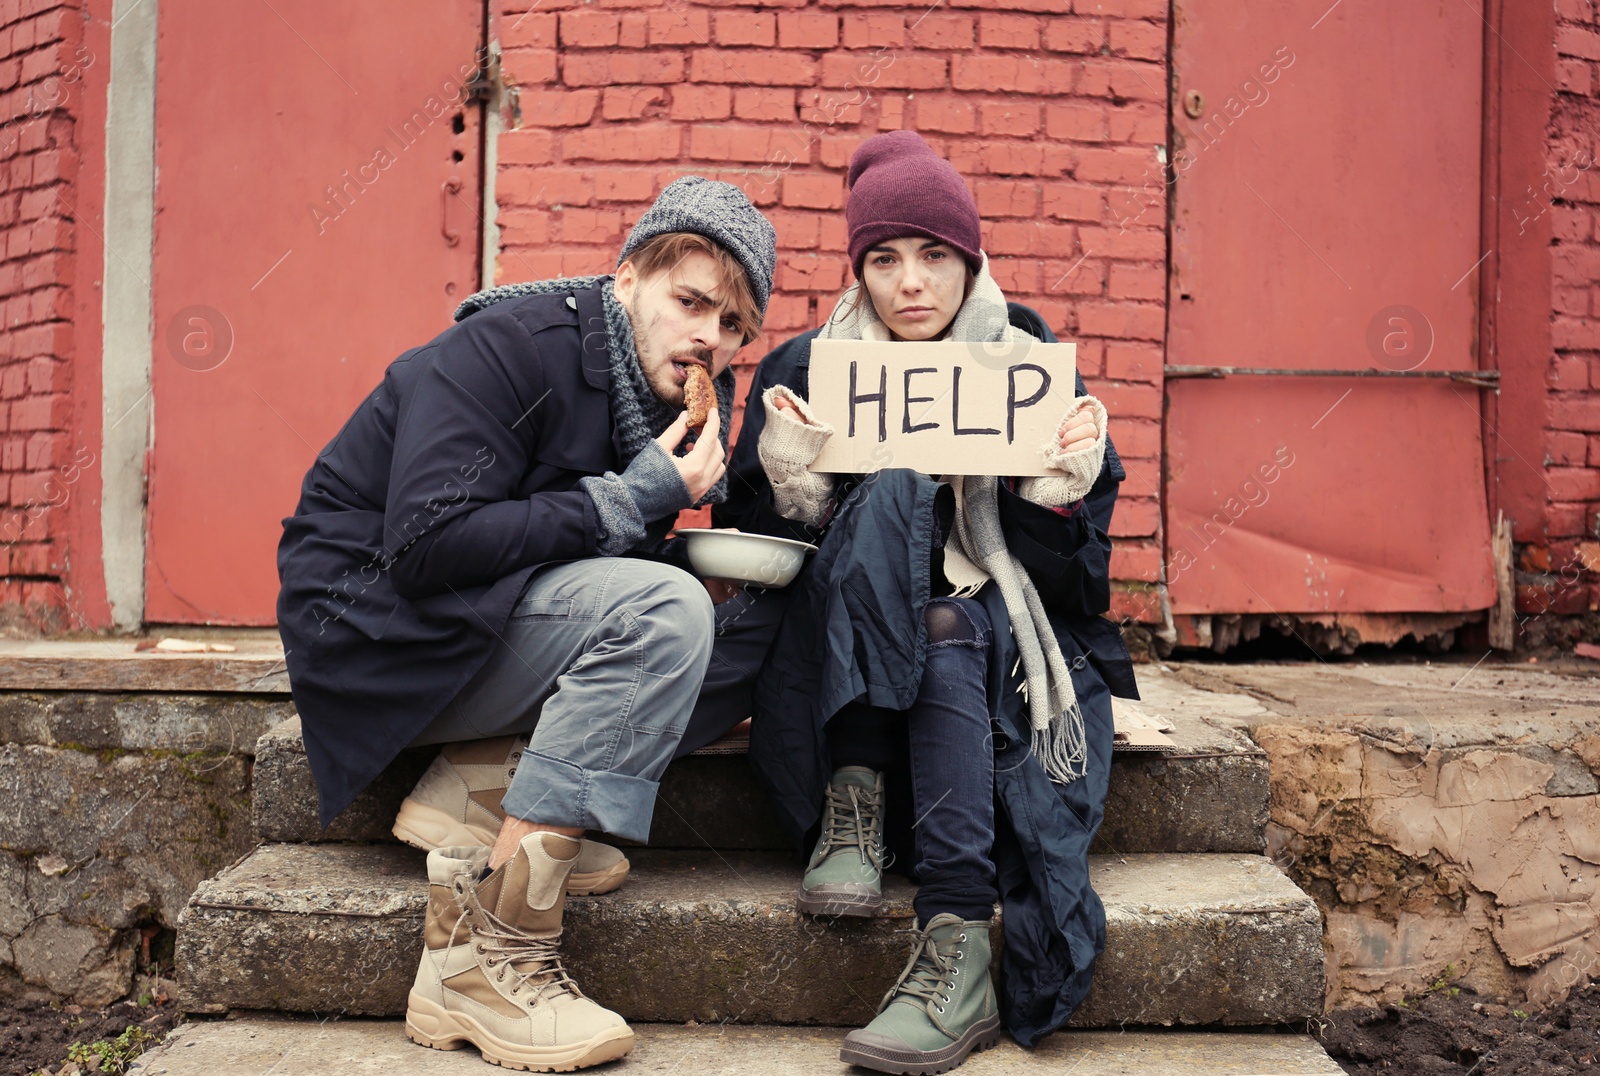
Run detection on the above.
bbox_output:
[277,283,683,827]
[717,305,1140,1046]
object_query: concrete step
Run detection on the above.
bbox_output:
[127,1014,1347,1075]
[177,844,1323,1028]
[250,717,792,850]
[252,704,1270,854]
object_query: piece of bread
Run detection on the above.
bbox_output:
[684,364,715,429]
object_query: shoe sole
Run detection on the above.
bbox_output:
[406,992,634,1072]
[839,1013,1002,1075]
[393,802,630,896]
[796,886,882,918]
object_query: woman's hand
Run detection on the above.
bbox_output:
[759,384,837,525]
[1019,396,1108,509]
[1058,408,1099,453]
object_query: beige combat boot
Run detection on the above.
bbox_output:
[406,833,633,1071]
[393,735,630,896]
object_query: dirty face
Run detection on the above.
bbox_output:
[860,237,970,342]
[614,250,745,407]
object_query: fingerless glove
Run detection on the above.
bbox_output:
[756,385,837,526]
[1019,395,1108,508]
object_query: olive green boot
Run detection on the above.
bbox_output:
[797,766,884,917]
[839,913,1001,1075]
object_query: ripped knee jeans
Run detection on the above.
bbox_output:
[825,596,999,924]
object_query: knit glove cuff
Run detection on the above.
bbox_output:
[578,441,693,555]
[757,384,836,525]
[1020,396,1109,508]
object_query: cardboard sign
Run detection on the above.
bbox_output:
[807,339,1078,476]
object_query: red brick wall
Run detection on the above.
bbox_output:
[1517,1,1600,633]
[0,0,87,634]
[8,4,1578,643]
[490,0,1170,624]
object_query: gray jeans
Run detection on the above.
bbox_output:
[410,557,789,843]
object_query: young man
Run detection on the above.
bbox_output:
[274,177,778,1071]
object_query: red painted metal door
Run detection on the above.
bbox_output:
[1164,0,1496,615]
[147,1,485,623]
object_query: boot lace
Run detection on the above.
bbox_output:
[878,923,963,1039]
[810,780,884,872]
[453,876,588,1008]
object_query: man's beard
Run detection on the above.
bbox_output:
[627,297,713,405]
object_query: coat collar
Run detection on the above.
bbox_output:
[574,282,611,391]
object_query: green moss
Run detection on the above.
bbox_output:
[53,741,128,764]
[146,748,234,784]
[1426,964,1462,997]
[207,801,230,841]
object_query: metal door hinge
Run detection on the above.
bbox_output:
[464,72,493,105]
[464,50,497,106]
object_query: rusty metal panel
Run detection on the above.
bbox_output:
[1165,0,1495,615]
[147,1,484,623]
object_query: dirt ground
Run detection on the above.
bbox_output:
[1321,981,1600,1074]
[0,997,180,1076]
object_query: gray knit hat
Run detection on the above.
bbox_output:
[617,176,777,315]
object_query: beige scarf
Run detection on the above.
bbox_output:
[816,255,1089,784]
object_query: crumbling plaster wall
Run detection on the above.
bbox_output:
[1264,724,1600,1008]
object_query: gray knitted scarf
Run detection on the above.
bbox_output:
[455,275,733,506]
[817,256,1088,784]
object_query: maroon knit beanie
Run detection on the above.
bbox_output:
[846,131,982,279]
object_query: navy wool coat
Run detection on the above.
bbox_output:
[276,283,683,827]
[716,304,1140,1046]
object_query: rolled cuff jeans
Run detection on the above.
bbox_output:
[409,557,789,844]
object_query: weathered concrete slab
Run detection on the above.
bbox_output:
[251,718,436,845]
[1098,694,1269,855]
[1162,659,1600,743]
[0,632,289,692]
[251,717,793,849]
[0,743,256,1006]
[177,844,1323,1027]
[128,1015,1346,1075]
[0,691,291,754]
[252,692,1269,854]
[1071,853,1324,1028]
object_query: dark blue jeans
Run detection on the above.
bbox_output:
[827,596,997,926]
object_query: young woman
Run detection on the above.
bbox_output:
[715,131,1140,1074]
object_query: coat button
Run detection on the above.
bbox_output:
[566,296,578,309]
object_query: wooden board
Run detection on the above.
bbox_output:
[0,637,290,693]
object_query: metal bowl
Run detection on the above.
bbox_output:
[676,529,819,588]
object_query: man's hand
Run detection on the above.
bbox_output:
[1059,408,1099,454]
[703,578,743,604]
[657,405,725,503]
[772,393,801,419]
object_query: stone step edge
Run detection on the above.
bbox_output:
[252,710,1273,854]
[176,844,1325,1029]
[128,1015,1347,1076]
